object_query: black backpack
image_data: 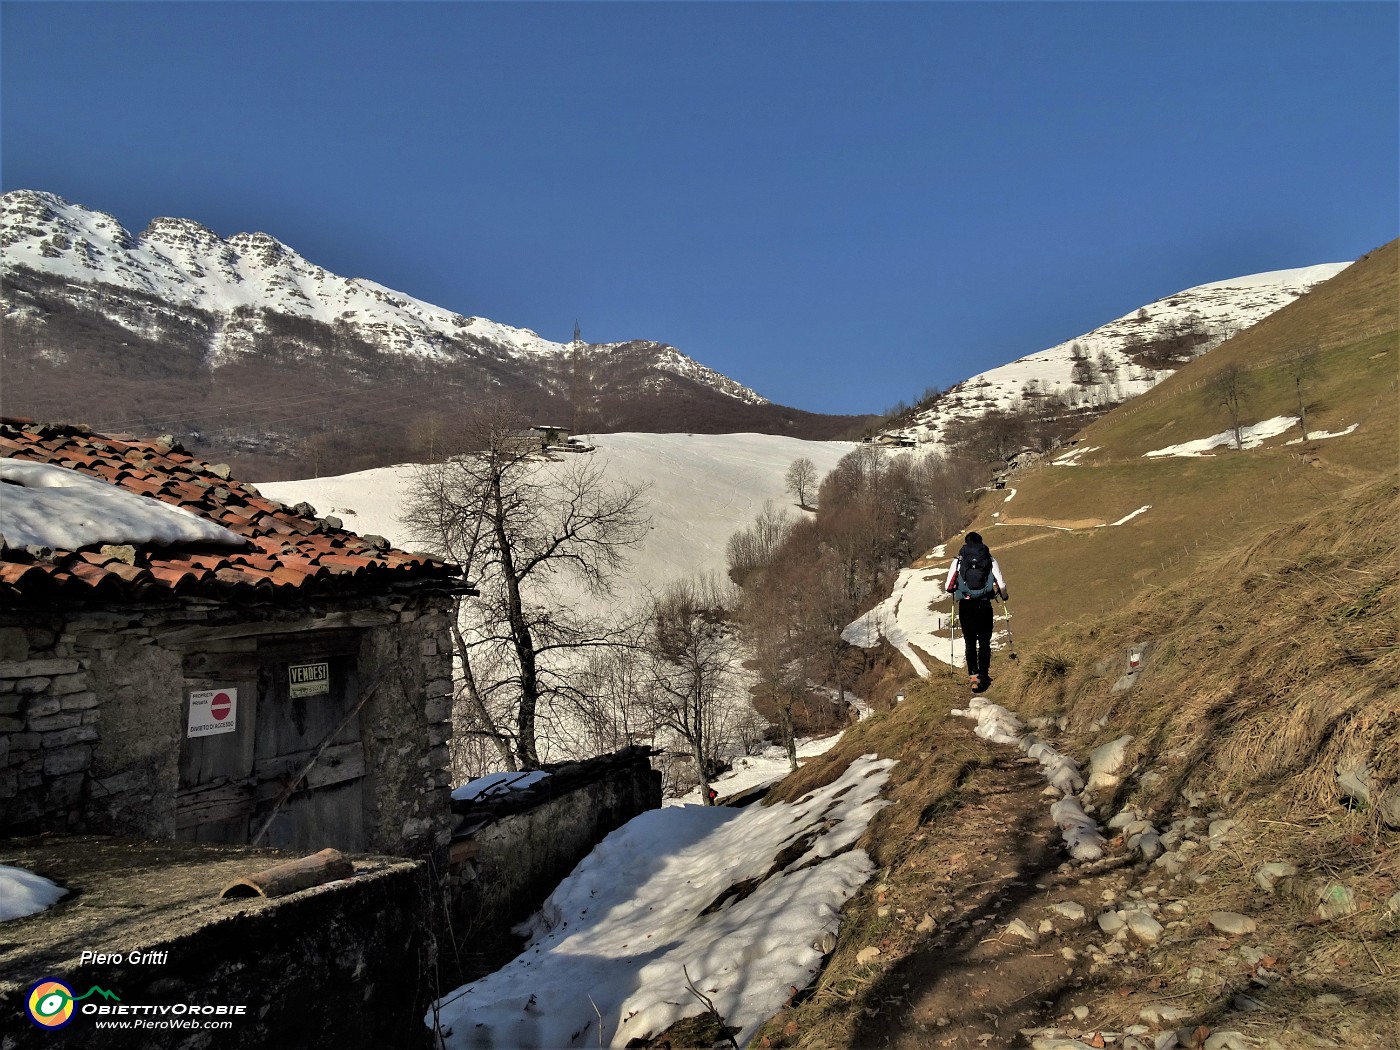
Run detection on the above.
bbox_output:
[956,542,996,600]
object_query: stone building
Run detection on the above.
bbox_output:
[0,418,472,855]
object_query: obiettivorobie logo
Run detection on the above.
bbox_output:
[26,980,120,1029]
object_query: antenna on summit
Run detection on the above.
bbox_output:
[570,321,585,436]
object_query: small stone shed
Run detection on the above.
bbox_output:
[0,418,472,855]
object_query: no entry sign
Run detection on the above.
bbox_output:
[189,688,238,737]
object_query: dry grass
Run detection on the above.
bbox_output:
[758,675,1001,1046]
[968,240,1398,650]
[744,251,1399,1048]
[1006,473,1398,812]
[992,472,1400,1046]
[755,475,1398,1048]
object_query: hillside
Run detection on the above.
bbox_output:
[741,240,1398,1049]
[0,191,870,479]
[257,432,857,627]
[876,260,1349,458]
[756,473,1397,1050]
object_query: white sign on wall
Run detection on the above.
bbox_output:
[288,662,330,698]
[188,688,238,738]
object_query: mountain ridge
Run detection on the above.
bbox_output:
[883,259,1349,455]
[0,188,766,402]
[1,190,874,478]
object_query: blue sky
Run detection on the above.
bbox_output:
[2,2,1396,415]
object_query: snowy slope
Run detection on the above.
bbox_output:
[0,189,767,403]
[258,432,858,614]
[897,263,1349,452]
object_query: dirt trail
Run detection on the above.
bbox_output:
[848,751,1133,1050]
[997,516,1106,530]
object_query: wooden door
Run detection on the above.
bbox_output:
[250,630,367,852]
[176,640,260,842]
[176,628,368,851]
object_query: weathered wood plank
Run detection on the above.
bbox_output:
[253,741,366,796]
[175,779,256,829]
[157,610,397,645]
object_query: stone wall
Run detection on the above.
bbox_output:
[446,747,661,978]
[0,839,434,1050]
[0,623,105,828]
[0,592,456,855]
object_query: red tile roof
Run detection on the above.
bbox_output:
[1,418,467,605]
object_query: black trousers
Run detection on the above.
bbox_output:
[959,598,995,679]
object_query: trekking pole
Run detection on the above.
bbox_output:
[949,598,959,673]
[999,593,1018,660]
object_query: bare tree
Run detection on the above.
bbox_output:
[1096,350,1120,402]
[402,401,650,771]
[641,575,742,805]
[1287,344,1319,443]
[785,456,818,509]
[724,501,792,586]
[1209,364,1249,449]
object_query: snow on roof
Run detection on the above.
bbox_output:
[0,865,67,922]
[431,754,895,1048]
[451,770,551,801]
[0,460,246,552]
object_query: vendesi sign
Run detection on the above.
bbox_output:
[188,688,238,737]
[288,662,330,698]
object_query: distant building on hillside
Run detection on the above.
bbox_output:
[868,432,917,448]
[532,424,572,448]
[0,417,474,855]
[1005,447,1043,472]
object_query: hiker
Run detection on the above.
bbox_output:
[945,531,1007,693]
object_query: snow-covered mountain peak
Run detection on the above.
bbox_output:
[0,189,769,404]
[892,261,1350,452]
[141,215,223,251]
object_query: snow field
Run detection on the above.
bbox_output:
[1142,415,1299,458]
[430,755,896,1049]
[261,433,862,779]
[260,432,856,619]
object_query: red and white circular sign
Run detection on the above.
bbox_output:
[210,692,233,721]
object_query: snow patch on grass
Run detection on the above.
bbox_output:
[1286,423,1359,445]
[0,865,66,922]
[1053,445,1099,466]
[1143,416,1297,458]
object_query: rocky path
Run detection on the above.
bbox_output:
[848,751,1128,1049]
[756,716,1377,1050]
